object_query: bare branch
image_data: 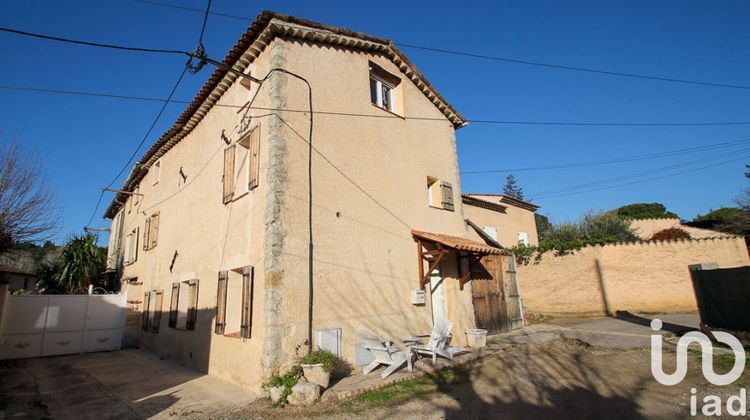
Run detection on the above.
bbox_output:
[0,139,60,252]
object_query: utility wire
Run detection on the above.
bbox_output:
[133,0,750,92]
[0,26,187,56]
[461,138,750,174]
[527,147,750,199]
[6,84,750,127]
[530,154,750,200]
[85,67,188,228]
[396,44,750,91]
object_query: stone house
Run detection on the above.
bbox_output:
[103,11,509,390]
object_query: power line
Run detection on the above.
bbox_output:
[461,138,750,174]
[0,26,187,56]
[85,67,188,228]
[132,0,750,92]
[530,154,750,200]
[527,147,750,199]
[396,44,750,91]
[5,84,750,127]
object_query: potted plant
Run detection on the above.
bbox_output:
[300,350,338,388]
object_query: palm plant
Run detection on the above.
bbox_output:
[36,233,106,294]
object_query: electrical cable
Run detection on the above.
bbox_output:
[5,84,750,127]
[132,0,750,91]
[461,137,750,174]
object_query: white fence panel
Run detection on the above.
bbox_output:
[0,293,127,360]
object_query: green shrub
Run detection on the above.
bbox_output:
[510,211,637,264]
[300,349,338,373]
[650,227,691,241]
[265,365,302,407]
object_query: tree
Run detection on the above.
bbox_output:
[36,233,106,294]
[535,213,552,240]
[0,141,58,252]
[693,207,744,223]
[611,203,678,220]
[502,174,524,200]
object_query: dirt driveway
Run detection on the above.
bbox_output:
[0,349,256,419]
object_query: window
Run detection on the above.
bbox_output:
[426,177,454,211]
[223,145,235,204]
[123,227,139,265]
[153,160,161,185]
[169,280,199,330]
[483,227,498,242]
[142,290,163,333]
[427,177,440,207]
[238,126,261,192]
[133,185,140,208]
[143,212,160,251]
[215,266,254,339]
[369,63,400,113]
[518,232,529,245]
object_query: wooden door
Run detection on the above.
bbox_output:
[471,254,509,334]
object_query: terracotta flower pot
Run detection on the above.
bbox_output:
[301,363,330,388]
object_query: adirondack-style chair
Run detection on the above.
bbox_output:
[360,329,413,379]
[410,319,468,366]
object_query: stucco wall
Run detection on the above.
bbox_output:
[463,201,538,247]
[111,38,284,389]
[272,38,477,368]
[630,218,732,240]
[517,236,750,316]
[107,32,479,389]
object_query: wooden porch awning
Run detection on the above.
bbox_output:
[412,230,505,255]
[412,229,505,291]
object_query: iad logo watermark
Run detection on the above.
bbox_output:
[650,319,747,416]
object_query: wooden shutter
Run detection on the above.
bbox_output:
[186,280,199,330]
[151,290,163,333]
[123,233,132,264]
[223,145,236,204]
[215,271,228,335]
[441,181,454,211]
[143,217,150,250]
[130,227,138,263]
[149,212,160,249]
[240,266,254,339]
[248,127,260,190]
[141,292,151,331]
[168,283,179,328]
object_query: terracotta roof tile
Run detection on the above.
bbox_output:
[411,230,505,255]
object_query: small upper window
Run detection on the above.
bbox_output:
[369,63,400,113]
[153,160,161,185]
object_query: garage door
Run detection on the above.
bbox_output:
[0,293,127,360]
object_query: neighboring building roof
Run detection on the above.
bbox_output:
[461,194,507,213]
[104,11,467,219]
[464,194,540,212]
[0,248,60,276]
[411,230,505,255]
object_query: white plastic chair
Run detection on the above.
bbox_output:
[360,329,413,379]
[411,319,467,366]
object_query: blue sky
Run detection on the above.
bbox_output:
[1,0,749,243]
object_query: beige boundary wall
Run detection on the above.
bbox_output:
[517,236,750,316]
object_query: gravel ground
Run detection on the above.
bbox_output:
[232,339,749,419]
